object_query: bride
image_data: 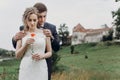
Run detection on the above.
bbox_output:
[15,7,52,80]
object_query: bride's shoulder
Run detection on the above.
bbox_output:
[36,29,45,36]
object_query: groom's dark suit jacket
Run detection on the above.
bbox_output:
[12,22,60,80]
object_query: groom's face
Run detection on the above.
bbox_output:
[38,11,47,26]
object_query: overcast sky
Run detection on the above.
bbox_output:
[0,0,120,50]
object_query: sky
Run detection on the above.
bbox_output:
[0,0,120,50]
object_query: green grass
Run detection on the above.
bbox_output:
[0,59,20,80]
[1,42,120,80]
[56,42,120,80]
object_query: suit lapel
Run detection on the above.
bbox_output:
[43,23,48,29]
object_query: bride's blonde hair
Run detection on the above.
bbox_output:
[22,7,38,31]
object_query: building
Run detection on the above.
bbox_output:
[72,23,111,45]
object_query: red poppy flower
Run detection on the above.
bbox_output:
[31,33,36,38]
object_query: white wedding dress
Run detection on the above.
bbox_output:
[18,31,48,80]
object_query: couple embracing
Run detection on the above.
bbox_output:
[12,2,60,80]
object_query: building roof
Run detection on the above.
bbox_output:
[73,23,86,32]
[73,23,111,34]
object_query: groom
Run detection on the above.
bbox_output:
[12,2,60,80]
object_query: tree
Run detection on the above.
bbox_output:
[115,0,120,2]
[58,23,69,45]
[102,29,113,41]
[115,25,120,39]
[0,48,15,57]
[112,7,120,39]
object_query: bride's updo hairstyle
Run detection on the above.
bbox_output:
[22,7,39,31]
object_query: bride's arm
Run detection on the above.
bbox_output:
[15,40,29,59]
[15,37,35,59]
[43,37,52,59]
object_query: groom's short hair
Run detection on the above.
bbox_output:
[33,2,47,13]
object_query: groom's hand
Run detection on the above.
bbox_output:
[13,31,26,41]
[43,29,54,39]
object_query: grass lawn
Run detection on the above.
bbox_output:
[0,59,20,80]
[1,42,120,80]
[53,42,120,80]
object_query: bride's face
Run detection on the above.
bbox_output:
[27,13,38,30]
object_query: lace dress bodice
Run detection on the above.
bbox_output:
[22,31,46,57]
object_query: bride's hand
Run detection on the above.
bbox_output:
[25,38,35,45]
[32,53,45,61]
